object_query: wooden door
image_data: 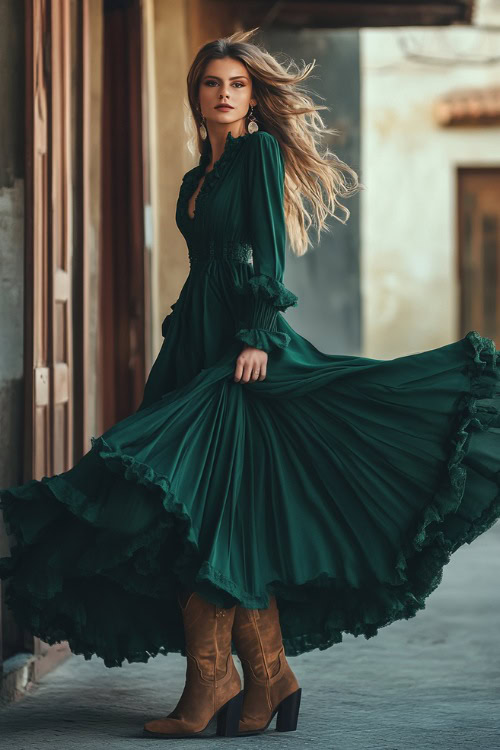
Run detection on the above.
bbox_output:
[24,0,74,675]
[27,0,73,483]
[458,168,500,344]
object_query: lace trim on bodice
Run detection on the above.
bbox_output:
[179,131,254,226]
[188,239,253,268]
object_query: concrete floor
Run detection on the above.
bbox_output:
[1,522,499,750]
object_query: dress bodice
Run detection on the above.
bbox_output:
[175,131,256,268]
[168,129,299,355]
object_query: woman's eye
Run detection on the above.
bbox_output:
[205,80,244,87]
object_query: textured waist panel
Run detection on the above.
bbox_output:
[188,240,253,267]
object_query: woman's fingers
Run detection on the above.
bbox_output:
[234,347,268,383]
[234,358,244,383]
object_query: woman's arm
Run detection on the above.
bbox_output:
[234,132,298,354]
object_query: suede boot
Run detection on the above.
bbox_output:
[231,594,302,735]
[143,591,243,738]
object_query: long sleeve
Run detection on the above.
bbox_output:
[235,132,298,353]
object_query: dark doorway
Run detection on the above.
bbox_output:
[458,168,500,343]
[99,0,148,432]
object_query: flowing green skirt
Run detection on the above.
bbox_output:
[1,323,499,669]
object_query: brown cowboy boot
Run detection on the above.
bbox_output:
[143,591,243,738]
[231,594,302,735]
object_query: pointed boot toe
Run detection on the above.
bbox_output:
[143,592,244,738]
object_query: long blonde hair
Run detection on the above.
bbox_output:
[186,27,360,257]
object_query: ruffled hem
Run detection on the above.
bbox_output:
[391,330,499,577]
[0,433,287,668]
[235,327,291,353]
[275,332,500,656]
[235,273,299,311]
[0,331,499,665]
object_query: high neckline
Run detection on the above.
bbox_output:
[183,130,255,224]
[198,130,253,173]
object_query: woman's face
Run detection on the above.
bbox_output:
[198,56,256,135]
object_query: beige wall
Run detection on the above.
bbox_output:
[149,0,191,356]
[360,11,500,359]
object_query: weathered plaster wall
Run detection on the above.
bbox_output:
[361,8,500,358]
[0,1,25,495]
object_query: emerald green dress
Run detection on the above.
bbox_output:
[1,131,499,669]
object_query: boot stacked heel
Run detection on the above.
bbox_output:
[231,595,302,735]
[276,687,302,732]
[143,593,243,738]
[216,689,245,736]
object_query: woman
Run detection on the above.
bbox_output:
[1,28,499,741]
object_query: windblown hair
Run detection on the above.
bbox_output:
[186,27,360,257]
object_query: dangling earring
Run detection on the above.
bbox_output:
[247,104,259,133]
[197,106,207,140]
[199,115,207,141]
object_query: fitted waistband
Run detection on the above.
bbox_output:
[188,240,253,267]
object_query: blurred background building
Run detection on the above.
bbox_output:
[1,0,498,702]
[361,0,500,357]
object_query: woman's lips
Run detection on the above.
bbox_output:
[215,105,233,109]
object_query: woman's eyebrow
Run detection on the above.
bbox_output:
[203,75,248,81]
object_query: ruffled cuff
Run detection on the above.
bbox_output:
[235,327,291,353]
[236,274,299,312]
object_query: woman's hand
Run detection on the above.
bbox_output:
[234,345,268,383]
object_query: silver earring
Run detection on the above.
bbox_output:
[247,104,259,133]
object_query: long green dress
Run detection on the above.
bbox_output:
[1,130,499,669]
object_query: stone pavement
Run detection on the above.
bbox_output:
[0,522,499,750]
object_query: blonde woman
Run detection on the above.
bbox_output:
[1,28,500,741]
